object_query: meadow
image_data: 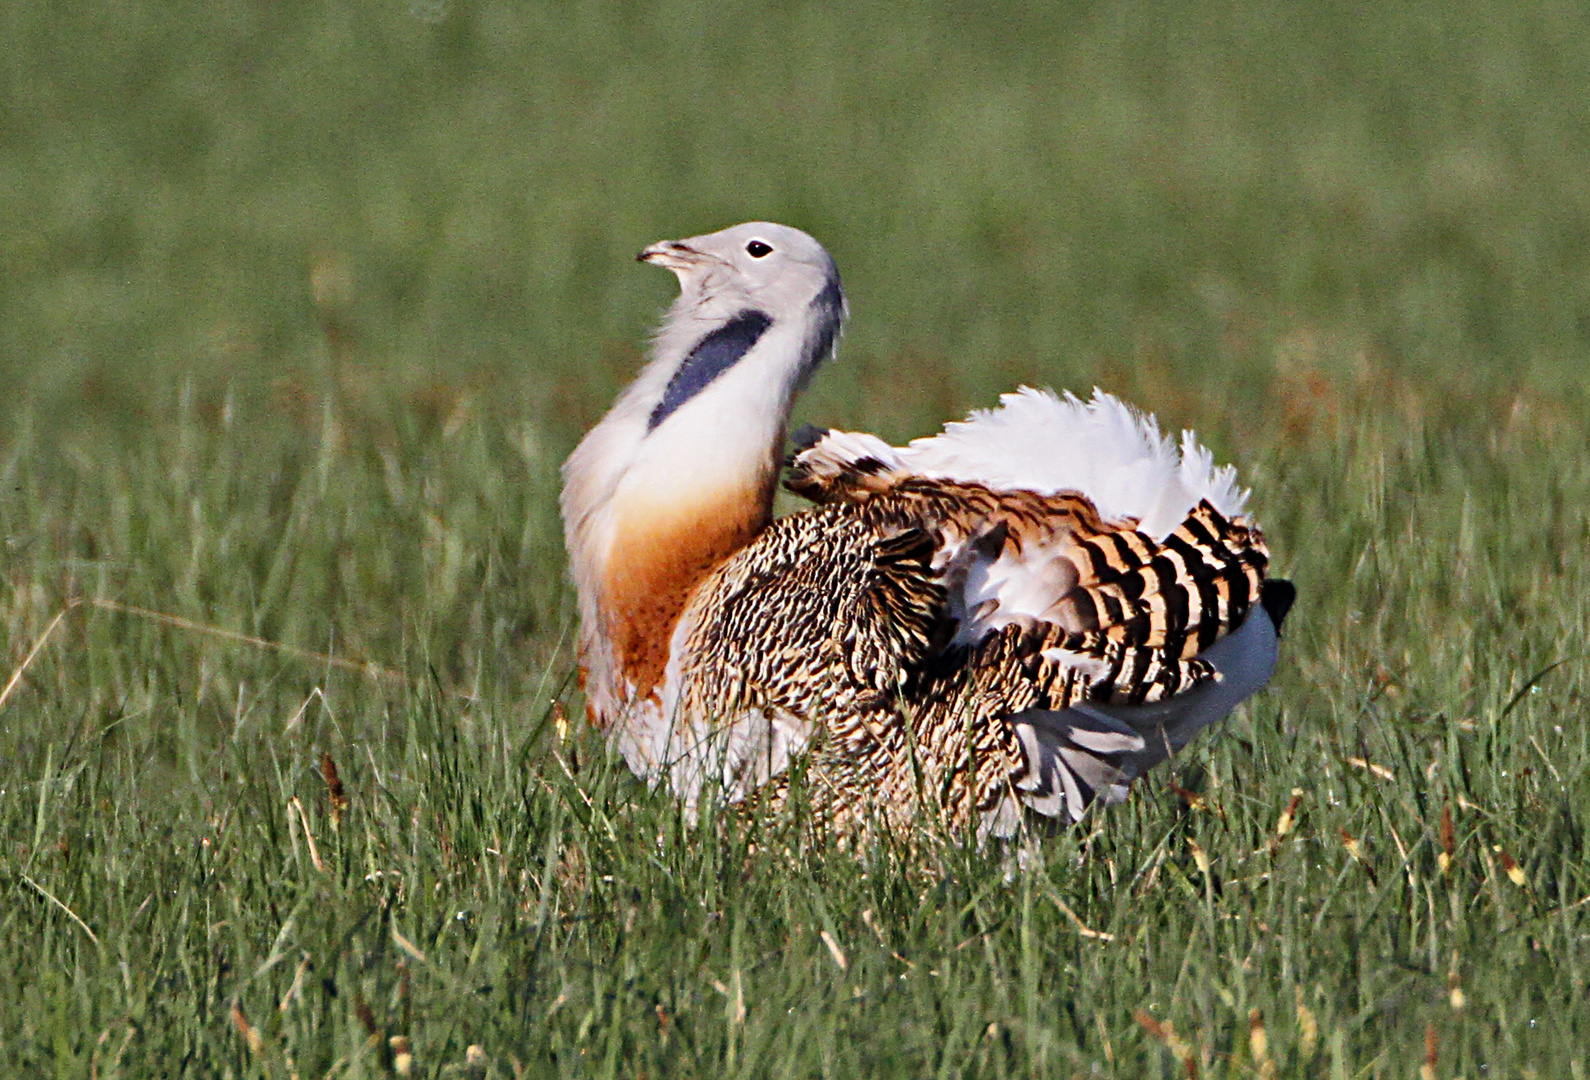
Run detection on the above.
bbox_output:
[3,0,1590,1074]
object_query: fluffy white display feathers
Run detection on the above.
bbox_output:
[898,386,1247,539]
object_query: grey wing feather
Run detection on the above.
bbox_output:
[996,597,1281,830]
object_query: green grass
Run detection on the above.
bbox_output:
[4,0,1590,1075]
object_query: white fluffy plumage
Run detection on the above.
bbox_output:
[897,386,1247,539]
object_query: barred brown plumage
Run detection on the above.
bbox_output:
[561,221,1290,838]
[668,477,1269,833]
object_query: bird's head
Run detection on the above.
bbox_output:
[635,222,846,431]
[638,221,842,318]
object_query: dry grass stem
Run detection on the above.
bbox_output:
[289,797,325,873]
[1045,891,1115,941]
[819,930,849,972]
[89,598,406,683]
[20,873,99,946]
[0,602,78,712]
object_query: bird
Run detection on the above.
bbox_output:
[561,221,1293,838]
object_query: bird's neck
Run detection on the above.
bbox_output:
[563,375,792,714]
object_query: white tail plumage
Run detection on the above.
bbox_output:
[897,387,1247,539]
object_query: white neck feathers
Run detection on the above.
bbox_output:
[562,284,842,719]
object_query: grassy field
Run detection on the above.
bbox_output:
[4,0,1590,1075]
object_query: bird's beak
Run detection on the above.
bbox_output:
[636,240,702,272]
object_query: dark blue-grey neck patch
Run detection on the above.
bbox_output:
[648,309,774,431]
[799,276,845,384]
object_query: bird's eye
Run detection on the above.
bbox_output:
[746,240,773,258]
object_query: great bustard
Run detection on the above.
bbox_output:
[561,222,1292,837]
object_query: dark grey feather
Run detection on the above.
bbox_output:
[795,276,845,391]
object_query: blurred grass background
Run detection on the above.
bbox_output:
[4,0,1590,1075]
[11,0,1590,429]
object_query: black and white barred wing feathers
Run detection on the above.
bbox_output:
[785,388,1280,827]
